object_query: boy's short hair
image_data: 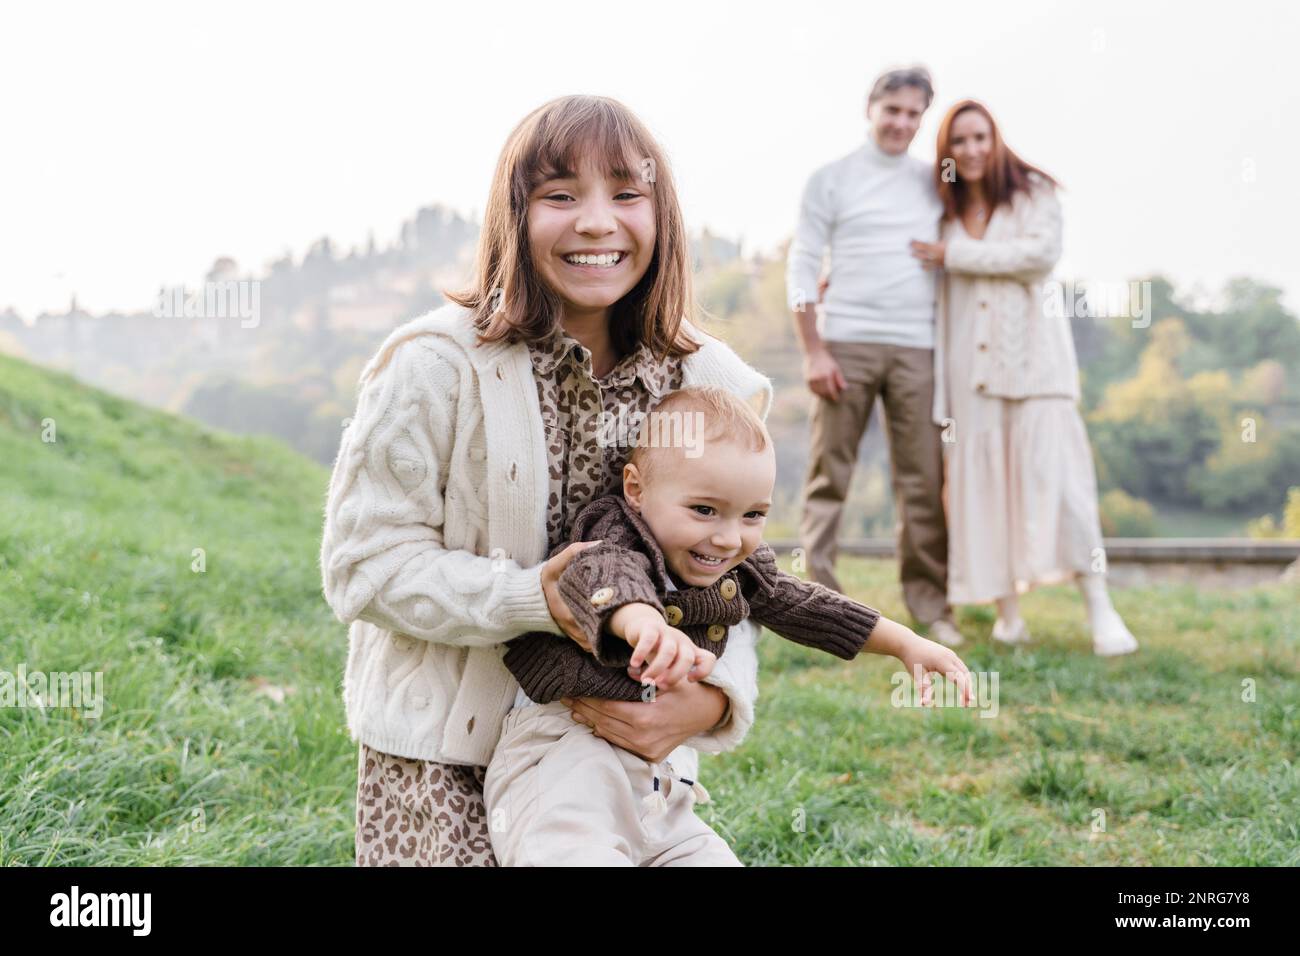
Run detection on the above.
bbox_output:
[627,385,771,486]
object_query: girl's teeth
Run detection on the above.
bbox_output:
[692,552,721,565]
[564,253,621,267]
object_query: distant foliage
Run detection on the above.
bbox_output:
[1248,487,1300,539]
[1084,281,1300,522]
[1099,489,1157,537]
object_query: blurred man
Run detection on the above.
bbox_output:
[786,65,961,647]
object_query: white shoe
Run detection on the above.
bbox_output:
[928,619,965,648]
[991,617,1032,645]
[1092,610,1139,656]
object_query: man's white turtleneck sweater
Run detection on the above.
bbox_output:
[786,131,943,349]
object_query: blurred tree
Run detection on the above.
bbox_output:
[1099,488,1157,536]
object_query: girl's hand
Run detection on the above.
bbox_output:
[540,540,605,651]
[562,678,728,763]
[896,633,974,707]
[909,239,946,270]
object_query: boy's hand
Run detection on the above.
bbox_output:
[896,633,974,707]
[611,604,715,690]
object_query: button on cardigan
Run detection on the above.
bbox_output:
[319,302,775,768]
[503,493,881,704]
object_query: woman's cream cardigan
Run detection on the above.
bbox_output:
[931,177,1081,426]
[320,302,775,779]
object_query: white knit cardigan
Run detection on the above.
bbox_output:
[319,302,775,777]
[932,177,1081,426]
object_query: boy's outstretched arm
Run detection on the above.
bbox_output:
[741,544,974,705]
[740,543,881,659]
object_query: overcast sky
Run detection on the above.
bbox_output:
[3,0,1297,319]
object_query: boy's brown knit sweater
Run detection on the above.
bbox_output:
[504,493,881,703]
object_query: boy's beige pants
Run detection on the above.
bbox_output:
[484,701,742,867]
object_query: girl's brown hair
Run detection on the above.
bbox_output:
[446,95,704,361]
[934,99,1060,220]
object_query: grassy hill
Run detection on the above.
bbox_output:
[1,352,1297,865]
[0,352,352,864]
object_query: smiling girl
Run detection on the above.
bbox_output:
[320,95,774,865]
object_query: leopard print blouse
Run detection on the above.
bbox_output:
[527,326,683,550]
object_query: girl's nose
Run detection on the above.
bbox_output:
[575,201,618,236]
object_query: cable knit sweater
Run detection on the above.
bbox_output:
[504,493,880,703]
[931,176,1081,426]
[319,302,775,771]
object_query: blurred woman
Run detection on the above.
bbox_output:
[910,100,1137,656]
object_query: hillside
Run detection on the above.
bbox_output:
[0,352,354,864]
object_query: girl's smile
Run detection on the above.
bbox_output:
[559,249,628,271]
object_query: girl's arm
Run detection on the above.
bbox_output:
[320,336,564,647]
[943,185,1063,283]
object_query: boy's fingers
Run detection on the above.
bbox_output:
[952,666,971,705]
[661,643,693,688]
[698,651,717,679]
[629,629,655,669]
[951,660,975,705]
[688,651,712,681]
[643,634,677,682]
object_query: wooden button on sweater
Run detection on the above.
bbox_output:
[720,578,737,600]
[590,587,614,606]
[664,604,683,626]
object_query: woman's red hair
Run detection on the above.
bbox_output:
[934,99,1060,220]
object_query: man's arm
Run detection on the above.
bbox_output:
[786,168,833,358]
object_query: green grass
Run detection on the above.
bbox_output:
[2,352,1297,865]
[0,353,351,864]
[698,555,1300,865]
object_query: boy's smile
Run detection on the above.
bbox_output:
[623,437,776,589]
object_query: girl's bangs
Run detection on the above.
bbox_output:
[522,108,649,191]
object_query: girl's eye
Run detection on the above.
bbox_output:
[540,190,640,202]
[745,511,767,520]
[691,505,715,516]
